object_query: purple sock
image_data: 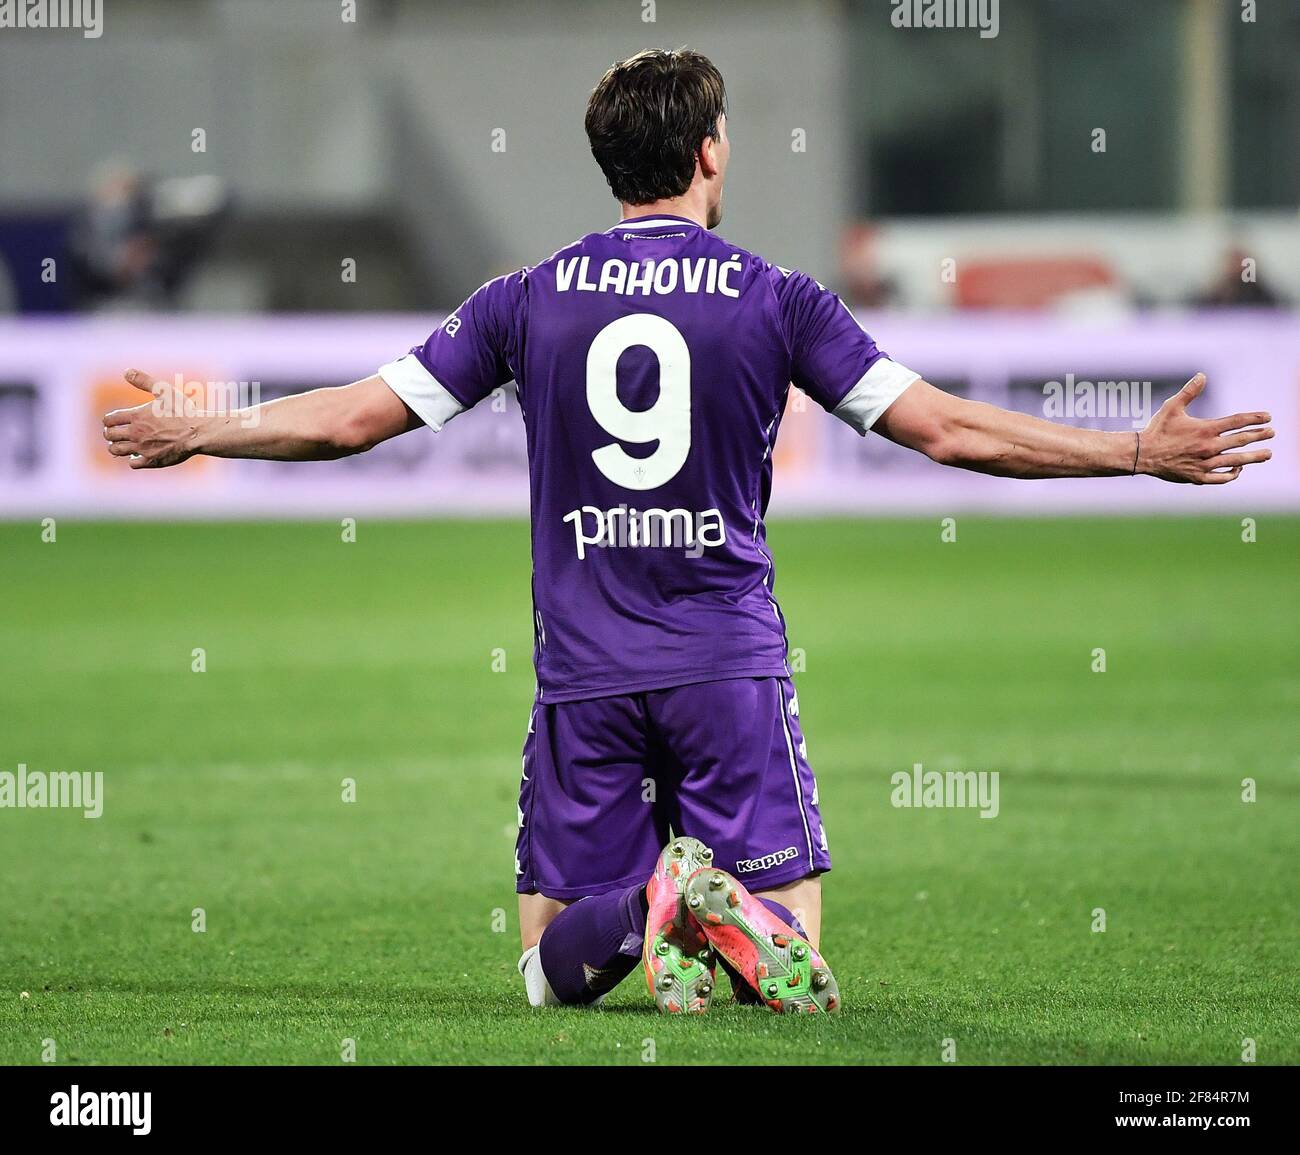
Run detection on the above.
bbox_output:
[537,884,647,1005]
[722,897,809,1004]
[758,896,809,940]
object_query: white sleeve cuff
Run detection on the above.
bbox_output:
[377,354,466,432]
[831,358,921,435]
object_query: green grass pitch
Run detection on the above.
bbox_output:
[1,516,1296,1065]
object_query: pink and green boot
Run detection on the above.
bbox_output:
[642,837,717,1014]
[684,866,840,1014]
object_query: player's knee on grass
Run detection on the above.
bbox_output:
[517,944,616,1009]
[518,885,646,1007]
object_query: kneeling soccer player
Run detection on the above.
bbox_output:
[515,690,839,1014]
[102,50,1274,1013]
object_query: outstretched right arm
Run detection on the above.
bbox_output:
[105,274,523,469]
[103,369,420,468]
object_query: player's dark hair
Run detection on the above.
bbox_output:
[585,48,727,206]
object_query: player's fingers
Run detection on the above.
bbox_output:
[1169,372,1207,411]
[103,423,135,442]
[1210,411,1271,434]
[108,441,140,456]
[103,407,139,427]
[1203,449,1271,471]
[127,453,155,469]
[124,368,161,395]
[1218,427,1274,449]
[1198,466,1242,485]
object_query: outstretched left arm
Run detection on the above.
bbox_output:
[873,373,1273,485]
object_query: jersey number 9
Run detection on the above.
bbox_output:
[586,314,691,491]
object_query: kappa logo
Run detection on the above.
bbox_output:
[734,846,798,874]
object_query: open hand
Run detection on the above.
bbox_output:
[1139,373,1273,484]
[102,369,198,469]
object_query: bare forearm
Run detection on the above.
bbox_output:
[192,388,372,461]
[874,376,1272,486]
[103,372,418,469]
[931,398,1136,479]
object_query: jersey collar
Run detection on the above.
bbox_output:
[607,214,704,231]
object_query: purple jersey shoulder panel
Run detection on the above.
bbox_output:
[767,265,887,412]
[408,268,526,409]
[402,216,892,702]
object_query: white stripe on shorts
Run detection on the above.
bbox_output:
[777,681,815,873]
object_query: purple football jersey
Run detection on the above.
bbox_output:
[379,215,917,702]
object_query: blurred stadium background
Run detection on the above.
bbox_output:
[0,0,1297,516]
[1,0,1297,1064]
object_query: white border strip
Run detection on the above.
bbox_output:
[777,681,815,873]
[606,218,701,232]
[832,358,921,435]
[377,353,466,432]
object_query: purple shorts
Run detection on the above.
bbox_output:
[515,676,831,900]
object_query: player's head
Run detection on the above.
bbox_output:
[585,48,729,227]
